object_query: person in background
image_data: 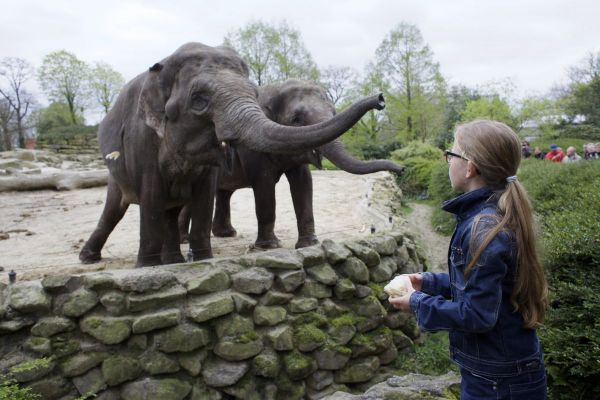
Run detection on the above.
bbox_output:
[544,144,565,162]
[533,146,546,160]
[562,146,582,163]
[389,119,548,400]
[522,141,531,158]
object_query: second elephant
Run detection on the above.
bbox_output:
[179,79,404,249]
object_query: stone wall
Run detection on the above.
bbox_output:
[0,233,426,400]
[37,132,100,156]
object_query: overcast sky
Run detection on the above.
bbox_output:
[2,0,599,110]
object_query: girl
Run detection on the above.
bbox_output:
[389,120,549,399]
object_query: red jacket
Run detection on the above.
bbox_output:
[545,150,565,162]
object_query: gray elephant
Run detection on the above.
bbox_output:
[79,43,384,266]
[179,79,403,249]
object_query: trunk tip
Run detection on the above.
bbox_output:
[376,93,385,110]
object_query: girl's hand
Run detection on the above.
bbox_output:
[388,291,413,312]
[406,273,423,291]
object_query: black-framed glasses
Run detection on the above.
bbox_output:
[444,150,469,163]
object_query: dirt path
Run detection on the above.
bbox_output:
[398,203,451,273]
[0,171,401,283]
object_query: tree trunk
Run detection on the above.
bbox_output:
[0,170,108,192]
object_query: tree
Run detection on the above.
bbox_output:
[374,23,447,143]
[0,98,15,151]
[339,68,399,159]
[225,20,319,86]
[90,62,125,114]
[0,57,36,148]
[460,96,515,128]
[38,50,90,125]
[320,65,357,106]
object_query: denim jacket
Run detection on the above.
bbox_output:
[409,187,543,377]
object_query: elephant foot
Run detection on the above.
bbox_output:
[79,247,102,264]
[254,238,283,250]
[295,235,319,249]
[212,225,237,237]
[187,248,213,262]
[161,252,186,265]
[136,254,163,267]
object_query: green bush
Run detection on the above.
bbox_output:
[519,159,600,400]
[391,141,443,198]
[557,124,600,141]
[391,141,443,161]
[0,378,41,400]
[393,331,458,376]
[394,157,439,198]
[426,160,458,235]
[38,124,98,143]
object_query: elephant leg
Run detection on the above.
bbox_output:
[162,206,185,264]
[188,168,218,261]
[79,176,129,264]
[178,205,191,244]
[212,189,237,237]
[253,179,282,249]
[285,165,318,248]
[137,174,167,267]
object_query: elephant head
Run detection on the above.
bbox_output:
[138,43,385,173]
[258,79,405,175]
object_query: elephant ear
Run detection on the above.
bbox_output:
[139,63,168,138]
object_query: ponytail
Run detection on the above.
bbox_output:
[465,180,549,328]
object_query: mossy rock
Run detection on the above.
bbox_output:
[294,324,326,352]
[120,377,192,400]
[253,350,280,378]
[102,355,142,386]
[283,350,317,380]
[79,316,132,345]
[10,357,55,383]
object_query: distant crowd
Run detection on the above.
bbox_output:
[521,141,600,163]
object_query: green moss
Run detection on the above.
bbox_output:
[351,326,392,345]
[10,358,52,374]
[367,282,385,297]
[330,313,358,328]
[237,330,259,344]
[294,325,326,346]
[291,312,328,328]
[322,343,352,356]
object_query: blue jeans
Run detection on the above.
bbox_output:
[460,366,547,399]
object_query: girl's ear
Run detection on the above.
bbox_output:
[465,160,479,178]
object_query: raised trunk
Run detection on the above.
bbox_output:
[320,140,405,175]
[218,94,385,154]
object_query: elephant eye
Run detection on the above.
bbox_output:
[190,93,210,114]
[291,114,302,125]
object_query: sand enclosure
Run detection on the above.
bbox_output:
[0,170,402,283]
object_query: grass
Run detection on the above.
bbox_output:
[392,331,458,376]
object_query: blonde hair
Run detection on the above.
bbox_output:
[455,119,548,329]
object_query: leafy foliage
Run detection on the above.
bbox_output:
[460,95,515,128]
[393,332,458,375]
[0,378,41,400]
[518,159,600,399]
[225,20,319,86]
[556,124,600,141]
[90,62,125,114]
[38,50,90,124]
[34,102,84,137]
[390,141,442,198]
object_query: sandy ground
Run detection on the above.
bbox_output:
[0,170,408,283]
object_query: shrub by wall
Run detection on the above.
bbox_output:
[0,234,426,400]
[391,141,443,198]
[519,159,600,400]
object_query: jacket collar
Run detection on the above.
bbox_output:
[442,187,497,221]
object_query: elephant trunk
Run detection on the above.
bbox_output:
[216,93,385,154]
[320,140,405,175]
